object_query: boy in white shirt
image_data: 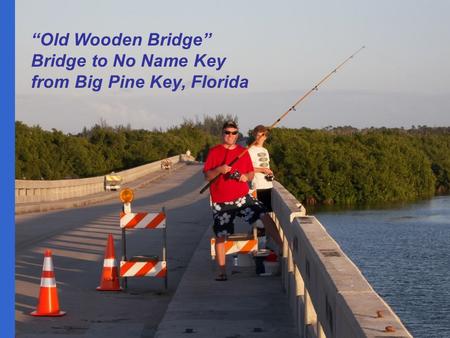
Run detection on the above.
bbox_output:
[248,125,274,212]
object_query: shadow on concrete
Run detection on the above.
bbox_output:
[15,165,213,337]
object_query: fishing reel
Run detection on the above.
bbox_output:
[264,174,274,182]
[229,170,241,181]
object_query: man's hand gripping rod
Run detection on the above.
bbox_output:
[199,46,365,194]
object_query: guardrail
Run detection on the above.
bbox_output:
[271,181,412,338]
[15,154,191,204]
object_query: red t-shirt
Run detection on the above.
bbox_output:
[203,144,254,203]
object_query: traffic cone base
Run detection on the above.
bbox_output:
[96,286,122,291]
[97,234,122,291]
[96,283,122,291]
[31,310,66,317]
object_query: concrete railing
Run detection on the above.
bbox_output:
[15,154,191,204]
[271,181,412,338]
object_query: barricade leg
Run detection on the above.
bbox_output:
[121,228,128,290]
[163,207,168,291]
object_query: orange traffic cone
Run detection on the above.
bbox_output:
[31,249,66,316]
[96,234,122,291]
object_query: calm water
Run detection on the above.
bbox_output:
[315,196,450,338]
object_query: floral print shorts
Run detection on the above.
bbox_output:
[211,194,266,238]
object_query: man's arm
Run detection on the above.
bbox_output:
[253,167,273,175]
[204,165,231,181]
[239,170,254,182]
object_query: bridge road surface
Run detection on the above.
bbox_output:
[16,164,212,337]
[16,164,297,338]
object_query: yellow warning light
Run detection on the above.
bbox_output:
[119,188,134,203]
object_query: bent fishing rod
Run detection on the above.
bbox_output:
[200,46,365,194]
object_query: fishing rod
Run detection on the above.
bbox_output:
[200,46,365,194]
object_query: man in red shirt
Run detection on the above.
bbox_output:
[203,120,282,281]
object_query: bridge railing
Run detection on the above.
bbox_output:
[271,181,413,338]
[15,154,191,204]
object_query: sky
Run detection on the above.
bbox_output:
[15,0,450,133]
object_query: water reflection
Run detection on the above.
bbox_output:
[315,196,450,338]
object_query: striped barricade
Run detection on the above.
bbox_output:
[120,259,167,278]
[210,234,258,259]
[120,211,166,229]
[120,207,168,290]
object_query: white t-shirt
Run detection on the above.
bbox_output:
[248,146,273,190]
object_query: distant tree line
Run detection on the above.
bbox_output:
[264,127,450,205]
[16,119,449,205]
[15,114,236,180]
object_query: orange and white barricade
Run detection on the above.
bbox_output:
[210,230,258,260]
[120,211,166,229]
[120,258,166,278]
[120,208,167,290]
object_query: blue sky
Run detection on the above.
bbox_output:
[16,0,450,133]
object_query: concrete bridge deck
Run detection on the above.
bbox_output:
[155,220,297,338]
[16,164,297,337]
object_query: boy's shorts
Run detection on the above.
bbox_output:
[211,194,266,238]
[256,188,273,212]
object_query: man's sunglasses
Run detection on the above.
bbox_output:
[223,130,238,135]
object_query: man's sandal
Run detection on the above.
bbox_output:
[215,273,228,281]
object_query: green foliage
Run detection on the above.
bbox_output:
[266,127,449,205]
[15,118,219,180]
[15,119,449,206]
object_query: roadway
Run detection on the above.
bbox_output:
[16,164,212,337]
[16,163,297,338]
